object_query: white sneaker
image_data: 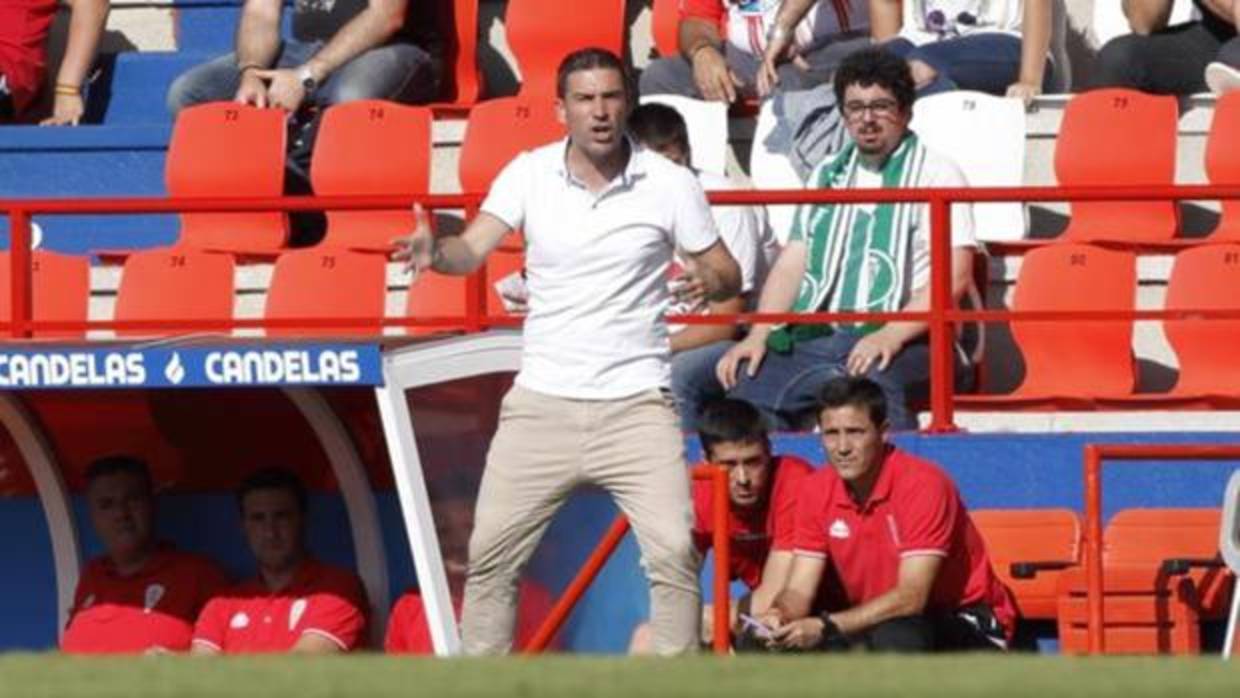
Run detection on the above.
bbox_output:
[1205,61,1240,94]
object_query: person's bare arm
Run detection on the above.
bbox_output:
[763,553,826,625]
[716,240,807,389]
[670,295,744,353]
[41,0,108,126]
[748,550,796,617]
[393,205,512,276]
[845,246,974,376]
[826,555,941,635]
[1005,0,1052,103]
[756,0,818,96]
[1122,0,1175,34]
[233,0,283,107]
[685,240,742,303]
[291,633,347,654]
[869,0,904,41]
[679,16,743,102]
[1198,0,1238,24]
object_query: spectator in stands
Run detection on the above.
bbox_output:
[61,455,229,654]
[629,399,818,653]
[192,467,367,654]
[870,0,1053,101]
[758,376,1017,652]
[1094,0,1240,95]
[0,0,108,125]
[640,1,872,102]
[628,102,781,429]
[384,480,554,654]
[713,47,976,432]
[396,48,741,655]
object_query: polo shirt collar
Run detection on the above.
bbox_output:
[102,541,174,579]
[831,444,897,513]
[554,136,647,190]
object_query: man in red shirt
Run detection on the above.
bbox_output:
[760,377,1017,651]
[0,0,108,124]
[61,455,229,654]
[631,398,817,652]
[192,467,367,654]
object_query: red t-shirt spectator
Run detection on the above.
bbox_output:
[680,0,863,56]
[62,545,229,654]
[384,579,555,654]
[793,446,1018,638]
[0,0,56,118]
[193,558,367,653]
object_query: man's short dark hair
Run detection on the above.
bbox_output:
[833,47,916,114]
[817,376,889,428]
[85,455,154,496]
[556,47,631,100]
[237,466,308,514]
[697,399,771,459]
[628,102,690,155]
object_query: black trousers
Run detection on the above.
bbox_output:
[1092,18,1239,94]
[835,604,1008,653]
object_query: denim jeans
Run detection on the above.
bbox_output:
[883,33,1052,97]
[670,340,735,431]
[1093,20,1238,93]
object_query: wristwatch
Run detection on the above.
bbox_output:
[297,65,318,94]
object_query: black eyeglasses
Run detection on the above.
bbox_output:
[841,99,900,121]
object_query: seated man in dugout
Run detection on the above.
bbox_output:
[62,455,229,654]
[630,398,829,652]
[192,467,368,654]
[758,376,1017,652]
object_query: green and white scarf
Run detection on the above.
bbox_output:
[768,133,930,353]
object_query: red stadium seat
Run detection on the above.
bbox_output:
[651,0,680,57]
[114,248,235,337]
[956,243,1137,408]
[431,0,483,113]
[310,100,431,252]
[0,251,90,338]
[971,509,1082,621]
[166,102,289,254]
[1161,244,1240,404]
[505,0,626,100]
[458,96,564,193]
[405,241,525,335]
[1055,89,1179,244]
[1057,508,1233,655]
[1205,92,1240,240]
[264,248,387,337]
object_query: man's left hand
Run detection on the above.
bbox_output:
[767,617,824,650]
[252,68,308,112]
[846,330,904,375]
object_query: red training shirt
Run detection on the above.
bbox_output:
[62,545,229,654]
[384,579,555,654]
[0,0,56,117]
[793,446,1018,637]
[193,558,367,653]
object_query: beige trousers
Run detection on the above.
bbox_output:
[459,384,701,655]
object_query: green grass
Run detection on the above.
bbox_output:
[1,654,1238,697]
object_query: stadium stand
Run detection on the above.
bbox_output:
[650,0,679,59]
[1205,92,1240,240]
[405,250,524,336]
[310,101,432,252]
[1160,244,1240,404]
[972,508,1082,622]
[457,95,563,193]
[0,251,90,339]
[432,0,484,113]
[263,248,387,337]
[113,247,236,337]
[504,0,626,99]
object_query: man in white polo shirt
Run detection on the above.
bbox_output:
[397,47,741,655]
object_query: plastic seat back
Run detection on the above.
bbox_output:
[114,248,235,337]
[436,0,482,108]
[264,249,387,337]
[310,101,432,251]
[1009,244,1137,397]
[0,251,90,338]
[971,508,1082,620]
[166,102,288,253]
[911,91,1027,241]
[405,241,525,335]
[1055,89,1179,243]
[651,0,679,57]
[1163,244,1240,396]
[1205,92,1240,240]
[459,96,564,193]
[748,98,804,245]
[639,94,729,176]
[1106,508,1231,617]
[505,0,626,100]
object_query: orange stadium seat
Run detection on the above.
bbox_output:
[458,96,565,194]
[166,102,289,254]
[405,243,525,335]
[1057,508,1233,655]
[0,251,90,338]
[432,0,483,113]
[264,248,387,337]
[1055,89,1179,244]
[114,248,235,337]
[955,243,1137,407]
[1161,244,1240,404]
[505,0,626,100]
[310,100,432,252]
[651,0,680,57]
[972,509,1082,621]
[1205,92,1240,241]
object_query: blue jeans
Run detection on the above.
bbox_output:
[166,39,438,115]
[723,330,971,432]
[670,340,735,431]
[883,34,1052,97]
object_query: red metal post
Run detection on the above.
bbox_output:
[523,515,631,653]
[925,197,956,432]
[710,465,731,655]
[8,209,33,339]
[1083,445,1104,654]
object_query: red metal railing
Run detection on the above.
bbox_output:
[5,183,1240,432]
[523,464,731,655]
[1081,444,1240,655]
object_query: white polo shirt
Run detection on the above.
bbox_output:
[481,139,721,399]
